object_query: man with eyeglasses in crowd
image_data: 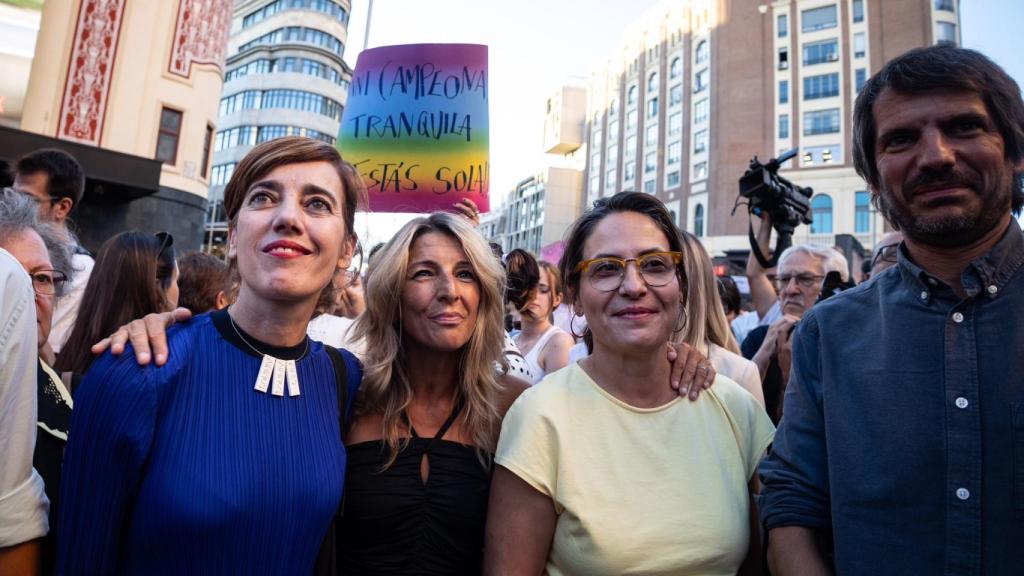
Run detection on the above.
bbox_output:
[866,231,903,278]
[760,45,1024,574]
[14,148,92,359]
[740,243,848,423]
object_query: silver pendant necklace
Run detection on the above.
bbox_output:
[228,312,308,397]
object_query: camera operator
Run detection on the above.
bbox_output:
[741,244,848,423]
[731,212,783,345]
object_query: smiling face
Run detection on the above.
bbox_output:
[3,228,54,349]
[578,211,681,355]
[872,89,1017,247]
[399,231,481,355]
[228,161,353,307]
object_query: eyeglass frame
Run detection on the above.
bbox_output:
[774,273,826,291]
[155,231,175,260]
[29,269,69,296]
[574,251,683,292]
[870,243,900,270]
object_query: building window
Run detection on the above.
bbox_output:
[936,22,957,44]
[694,99,709,124]
[852,0,864,22]
[645,124,658,147]
[853,32,866,58]
[608,120,619,141]
[803,39,839,65]
[211,162,236,186]
[779,80,789,104]
[239,26,345,57]
[606,167,617,186]
[218,89,343,120]
[694,68,709,92]
[668,141,681,164]
[201,124,213,178]
[667,171,680,188]
[155,107,183,165]
[627,85,638,106]
[778,47,789,70]
[626,109,637,131]
[935,0,954,11]
[589,176,600,196]
[648,72,659,93]
[804,73,840,100]
[609,98,619,118]
[855,68,867,92]
[242,0,349,28]
[855,190,871,233]
[624,161,635,181]
[695,40,709,64]
[647,97,659,118]
[810,194,833,234]
[804,108,841,135]
[779,114,790,139]
[777,14,788,37]
[694,129,708,154]
[607,143,619,163]
[802,5,838,32]
[693,161,708,180]
[670,57,682,79]
[625,134,637,156]
[669,112,682,136]
[670,84,682,107]
[694,204,705,237]
[645,151,657,173]
[644,180,656,193]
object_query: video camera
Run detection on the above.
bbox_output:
[737,148,813,268]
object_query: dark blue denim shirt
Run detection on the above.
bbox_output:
[759,222,1024,575]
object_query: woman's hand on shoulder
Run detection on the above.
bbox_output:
[90,307,192,366]
[667,341,716,401]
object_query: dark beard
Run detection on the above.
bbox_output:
[878,170,1012,248]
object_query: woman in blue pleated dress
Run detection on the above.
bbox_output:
[57,137,362,574]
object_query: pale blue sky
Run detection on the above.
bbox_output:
[344,1,1024,244]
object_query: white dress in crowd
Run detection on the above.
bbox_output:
[502,332,536,383]
[519,325,570,385]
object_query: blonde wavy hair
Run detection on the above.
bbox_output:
[353,212,507,467]
[674,230,741,355]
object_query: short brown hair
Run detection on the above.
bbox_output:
[176,251,228,313]
[222,136,363,239]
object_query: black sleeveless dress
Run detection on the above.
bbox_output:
[339,403,491,575]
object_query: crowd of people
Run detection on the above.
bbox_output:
[0,43,1021,574]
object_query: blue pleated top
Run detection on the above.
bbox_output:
[57,310,361,575]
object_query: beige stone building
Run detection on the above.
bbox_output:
[584,0,961,256]
[481,83,588,259]
[14,0,231,250]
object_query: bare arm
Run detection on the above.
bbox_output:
[767,526,832,576]
[538,331,574,375]
[0,540,40,576]
[746,214,777,320]
[484,466,556,575]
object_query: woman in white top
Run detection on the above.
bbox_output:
[676,229,764,407]
[508,254,574,384]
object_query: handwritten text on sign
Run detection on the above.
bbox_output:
[339,44,490,213]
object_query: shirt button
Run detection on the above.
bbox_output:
[956,488,970,501]
[952,312,964,323]
[987,285,998,295]
[920,291,929,300]
[955,397,969,409]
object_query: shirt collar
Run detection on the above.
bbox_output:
[897,220,1024,300]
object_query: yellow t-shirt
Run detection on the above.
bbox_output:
[495,362,775,576]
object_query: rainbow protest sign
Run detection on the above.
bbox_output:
[338,43,489,213]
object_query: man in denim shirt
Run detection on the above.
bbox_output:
[759,45,1024,575]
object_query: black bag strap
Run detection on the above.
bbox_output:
[314,345,350,576]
